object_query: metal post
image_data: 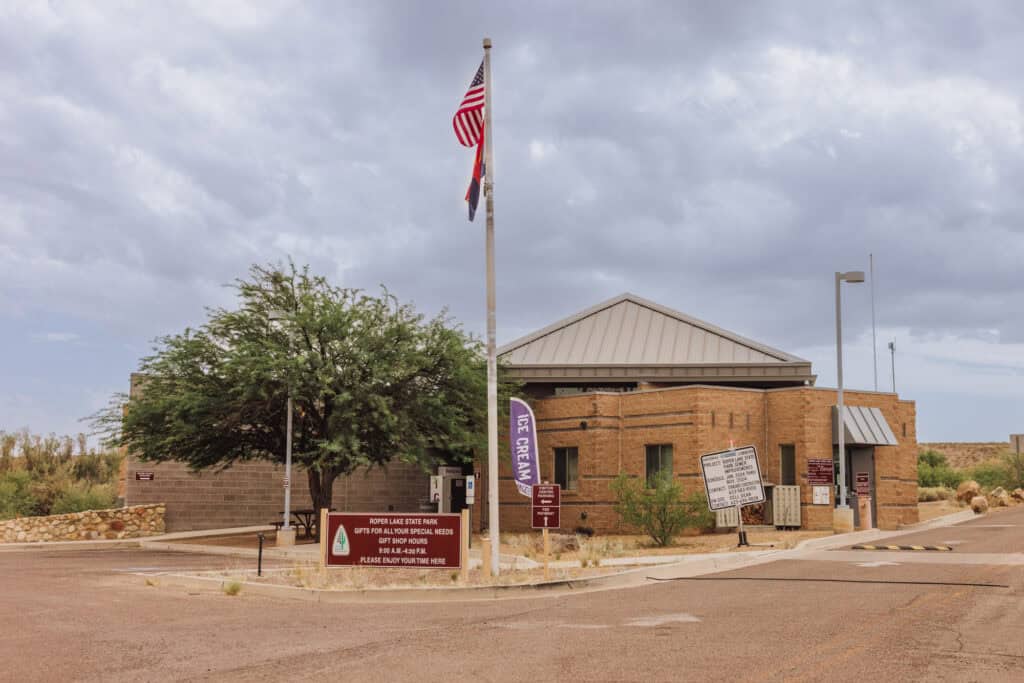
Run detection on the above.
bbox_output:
[736,503,748,547]
[283,394,293,529]
[257,532,264,576]
[870,253,877,392]
[835,272,848,509]
[482,37,500,577]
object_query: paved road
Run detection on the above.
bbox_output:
[2,508,1022,682]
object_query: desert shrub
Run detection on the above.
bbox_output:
[610,472,714,547]
[50,482,117,515]
[70,451,123,485]
[0,470,38,519]
[917,450,948,469]
[917,486,954,502]
[1002,451,1024,490]
[969,460,1013,491]
[917,461,964,489]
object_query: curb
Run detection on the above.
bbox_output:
[791,508,978,553]
[0,525,277,553]
[0,539,143,552]
[143,546,782,604]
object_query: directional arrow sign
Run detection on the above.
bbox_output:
[531,484,561,529]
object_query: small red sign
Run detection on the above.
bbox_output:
[324,513,461,569]
[855,472,871,497]
[807,459,834,485]
[531,484,561,529]
[135,471,154,481]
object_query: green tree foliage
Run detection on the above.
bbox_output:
[916,450,964,489]
[96,262,517,513]
[610,471,714,546]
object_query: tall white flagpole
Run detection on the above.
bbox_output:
[482,37,500,576]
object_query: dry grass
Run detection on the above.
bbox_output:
[495,529,830,561]
[920,442,1010,470]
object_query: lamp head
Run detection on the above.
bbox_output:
[840,270,866,283]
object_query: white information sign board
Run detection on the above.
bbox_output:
[812,485,830,505]
[699,446,766,512]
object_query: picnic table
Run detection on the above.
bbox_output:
[275,508,335,539]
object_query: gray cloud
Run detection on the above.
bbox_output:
[1,1,1022,440]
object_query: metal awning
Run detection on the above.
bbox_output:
[832,405,899,446]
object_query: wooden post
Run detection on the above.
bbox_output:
[481,535,492,578]
[460,508,470,582]
[319,508,328,567]
[542,527,550,581]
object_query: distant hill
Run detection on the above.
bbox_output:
[918,442,1010,470]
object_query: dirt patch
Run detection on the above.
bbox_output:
[496,529,831,563]
[917,499,967,522]
[180,563,620,591]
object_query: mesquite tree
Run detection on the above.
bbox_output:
[98,262,512,513]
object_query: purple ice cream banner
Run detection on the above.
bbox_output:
[509,397,540,498]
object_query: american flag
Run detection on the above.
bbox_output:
[453,61,485,147]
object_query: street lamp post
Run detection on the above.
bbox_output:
[268,310,295,546]
[835,270,865,511]
[888,340,896,393]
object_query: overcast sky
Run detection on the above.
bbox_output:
[2,1,1022,443]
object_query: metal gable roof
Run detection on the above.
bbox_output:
[498,293,808,367]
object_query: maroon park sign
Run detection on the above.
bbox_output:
[324,513,461,569]
[531,483,561,529]
[807,459,834,486]
[135,471,154,481]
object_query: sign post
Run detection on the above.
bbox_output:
[699,445,765,547]
[531,483,560,581]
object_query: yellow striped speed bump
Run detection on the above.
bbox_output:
[852,544,952,551]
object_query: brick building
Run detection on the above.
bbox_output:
[485,294,917,532]
[125,293,917,533]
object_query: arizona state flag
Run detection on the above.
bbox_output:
[453,60,486,221]
[465,129,485,221]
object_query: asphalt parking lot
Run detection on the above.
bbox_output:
[2,509,1022,682]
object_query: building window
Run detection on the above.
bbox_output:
[780,445,796,485]
[554,447,579,491]
[645,444,674,487]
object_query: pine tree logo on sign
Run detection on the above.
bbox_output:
[332,524,350,556]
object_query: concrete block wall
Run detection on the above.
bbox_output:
[125,458,431,532]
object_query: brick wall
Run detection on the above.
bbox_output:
[497,384,918,533]
[125,458,431,532]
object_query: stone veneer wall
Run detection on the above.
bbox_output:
[1,504,165,543]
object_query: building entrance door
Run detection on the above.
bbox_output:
[850,447,876,529]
